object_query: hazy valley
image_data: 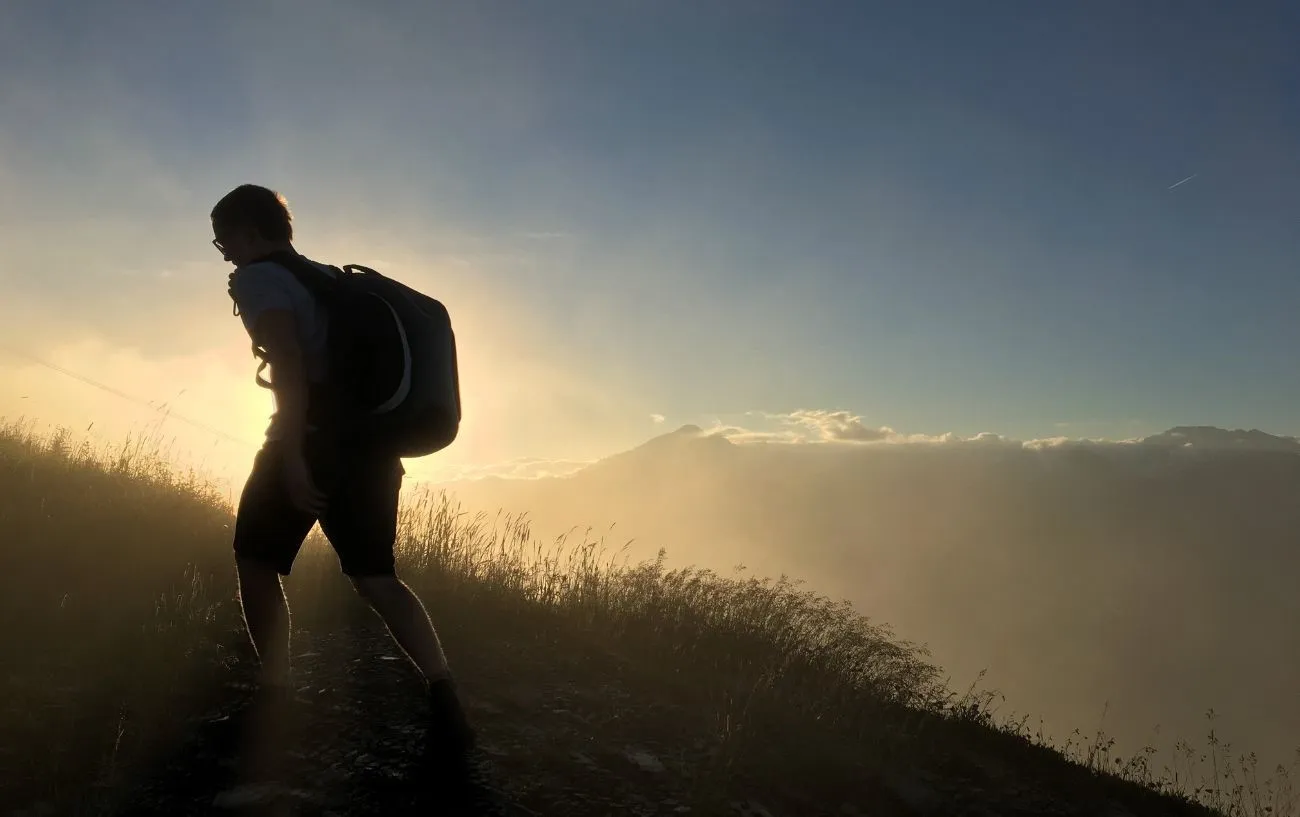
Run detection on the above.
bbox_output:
[438,424,1300,773]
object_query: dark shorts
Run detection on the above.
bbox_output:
[232,432,405,577]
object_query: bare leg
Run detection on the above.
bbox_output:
[351,575,451,683]
[235,556,292,687]
[353,573,477,794]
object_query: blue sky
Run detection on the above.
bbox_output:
[1,0,1298,482]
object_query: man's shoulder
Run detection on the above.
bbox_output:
[236,256,337,281]
[232,258,335,300]
[276,255,339,278]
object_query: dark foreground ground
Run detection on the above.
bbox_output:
[10,613,1222,817]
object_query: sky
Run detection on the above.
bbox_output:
[0,0,1298,491]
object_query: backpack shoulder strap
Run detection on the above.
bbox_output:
[240,251,344,390]
[258,250,345,303]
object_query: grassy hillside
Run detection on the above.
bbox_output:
[0,419,1294,816]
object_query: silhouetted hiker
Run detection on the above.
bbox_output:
[211,184,476,804]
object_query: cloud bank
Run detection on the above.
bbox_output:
[429,408,1300,486]
[695,409,1039,447]
[697,409,1286,454]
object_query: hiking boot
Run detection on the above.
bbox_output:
[217,683,302,784]
[423,677,493,808]
[200,682,310,812]
[426,677,476,756]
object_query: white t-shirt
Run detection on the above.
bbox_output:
[229,256,337,437]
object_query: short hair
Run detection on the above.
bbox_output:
[211,184,294,242]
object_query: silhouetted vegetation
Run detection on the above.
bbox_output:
[1,419,1294,815]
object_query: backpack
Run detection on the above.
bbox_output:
[239,251,462,458]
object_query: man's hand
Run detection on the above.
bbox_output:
[283,448,327,516]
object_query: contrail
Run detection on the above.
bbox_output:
[1168,174,1198,190]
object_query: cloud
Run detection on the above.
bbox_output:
[650,413,666,424]
[699,411,1300,457]
[706,425,804,444]
[774,409,895,442]
[694,409,1173,451]
[728,409,964,446]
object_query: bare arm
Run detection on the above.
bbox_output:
[251,309,310,450]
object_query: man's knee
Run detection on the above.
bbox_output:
[350,573,401,603]
[236,554,285,582]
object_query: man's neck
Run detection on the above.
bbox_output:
[247,243,298,266]
[261,242,296,257]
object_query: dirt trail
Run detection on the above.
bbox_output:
[80,616,1219,817]
[96,619,739,817]
[100,622,516,816]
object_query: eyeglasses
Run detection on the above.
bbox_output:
[212,238,226,255]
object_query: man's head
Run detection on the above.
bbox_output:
[211,184,294,266]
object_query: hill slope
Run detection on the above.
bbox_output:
[0,421,1289,816]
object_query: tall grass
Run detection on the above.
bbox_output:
[0,419,1294,815]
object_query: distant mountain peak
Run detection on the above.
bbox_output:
[579,422,734,476]
[1142,426,1300,452]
